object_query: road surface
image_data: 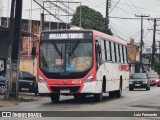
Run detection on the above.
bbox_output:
[0,86,160,120]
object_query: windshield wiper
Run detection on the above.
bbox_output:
[52,42,62,58]
[69,41,80,56]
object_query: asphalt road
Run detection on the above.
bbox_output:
[0,86,160,120]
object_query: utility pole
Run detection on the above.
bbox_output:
[148,18,160,70]
[10,0,23,98]
[151,19,157,70]
[105,0,109,34]
[158,41,160,60]
[5,0,23,99]
[5,0,16,99]
[105,0,111,34]
[135,15,149,72]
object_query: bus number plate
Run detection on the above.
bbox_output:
[60,89,70,93]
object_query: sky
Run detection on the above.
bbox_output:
[1,0,160,49]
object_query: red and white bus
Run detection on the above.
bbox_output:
[37,29,129,102]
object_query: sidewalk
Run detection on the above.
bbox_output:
[0,93,41,107]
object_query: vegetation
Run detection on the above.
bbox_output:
[71,5,112,35]
[154,60,160,74]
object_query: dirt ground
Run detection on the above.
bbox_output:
[0,92,41,107]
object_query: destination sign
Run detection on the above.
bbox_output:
[49,33,84,39]
[41,32,92,40]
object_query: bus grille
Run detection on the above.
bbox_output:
[50,86,80,93]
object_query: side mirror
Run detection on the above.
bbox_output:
[31,46,36,56]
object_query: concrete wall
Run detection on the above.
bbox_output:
[19,58,37,75]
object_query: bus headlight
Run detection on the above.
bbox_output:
[85,74,94,83]
[38,75,47,84]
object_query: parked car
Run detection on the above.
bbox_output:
[129,73,150,91]
[0,71,38,94]
[147,73,160,87]
[0,76,6,94]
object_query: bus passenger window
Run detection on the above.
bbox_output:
[118,44,121,62]
[123,46,128,63]
[119,45,124,63]
[111,42,115,62]
[116,44,120,62]
[100,40,106,61]
[106,41,111,61]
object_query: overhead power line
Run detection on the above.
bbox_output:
[109,0,121,14]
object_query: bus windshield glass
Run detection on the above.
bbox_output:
[40,40,93,73]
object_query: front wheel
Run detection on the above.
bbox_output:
[146,82,150,91]
[146,85,150,91]
[94,92,103,102]
[51,93,60,103]
[0,86,5,94]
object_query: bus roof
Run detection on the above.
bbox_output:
[41,29,92,33]
[41,29,127,46]
[92,30,127,46]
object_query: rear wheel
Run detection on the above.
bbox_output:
[115,86,122,98]
[51,93,60,103]
[109,91,115,98]
[115,80,122,98]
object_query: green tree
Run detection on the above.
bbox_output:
[154,60,160,74]
[71,5,112,35]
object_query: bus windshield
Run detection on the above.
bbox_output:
[40,40,93,73]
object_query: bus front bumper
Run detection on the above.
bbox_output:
[38,81,102,94]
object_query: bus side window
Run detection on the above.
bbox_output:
[123,46,128,63]
[95,40,102,66]
[122,45,125,63]
[118,44,121,62]
[106,41,111,61]
[111,42,115,62]
[101,39,106,61]
[119,45,124,63]
[115,44,120,62]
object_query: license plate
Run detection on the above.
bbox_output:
[60,89,70,93]
[21,88,29,91]
[135,84,141,86]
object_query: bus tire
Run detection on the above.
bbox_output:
[74,94,80,100]
[94,84,103,102]
[109,91,115,98]
[115,80,122,98]
[51,93,60,103]
[94,92,102,102]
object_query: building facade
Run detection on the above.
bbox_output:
[0,17,69,75]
